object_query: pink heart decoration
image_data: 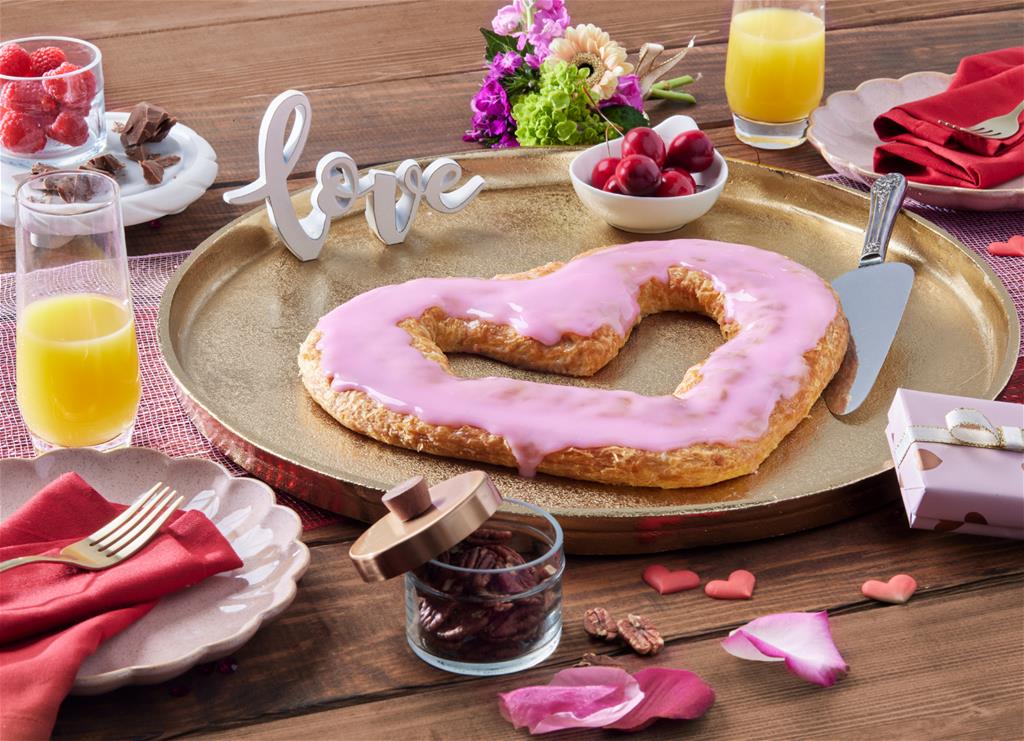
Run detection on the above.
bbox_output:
[643,565,701,595]
[861,574,917,604]
[705,570,755,600]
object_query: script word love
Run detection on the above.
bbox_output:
[224,89,486,261]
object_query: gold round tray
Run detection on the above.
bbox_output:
[158,151,1018,554]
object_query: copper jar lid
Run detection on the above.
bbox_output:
[349,470,503,582]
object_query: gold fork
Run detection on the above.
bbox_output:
[0,483,183,573]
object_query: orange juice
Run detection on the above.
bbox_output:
[725,7,825,123]
[16,293,140,448]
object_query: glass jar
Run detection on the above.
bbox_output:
[405,498,563,676]
[0,36,106,166]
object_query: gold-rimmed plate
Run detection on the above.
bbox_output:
[158,151,1018,554]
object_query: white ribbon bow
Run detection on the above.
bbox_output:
[893,407,1024,465]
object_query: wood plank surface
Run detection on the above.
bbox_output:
[50,503,1024,739]
[2,1,1022,739]
[2,3,1022,266]
[204,581,1024,741]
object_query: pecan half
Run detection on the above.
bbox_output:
[575,652,624,668]
[465,528,514,545]
[583,607,619,642]
[617,613,664,656]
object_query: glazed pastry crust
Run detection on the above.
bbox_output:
[299,252,849,489]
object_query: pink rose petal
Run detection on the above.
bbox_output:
[498,667,643,734]
[498,665,715,734]
[606,667,716,731]
[721,611,849,687]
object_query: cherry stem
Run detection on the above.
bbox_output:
[581,84,624,139]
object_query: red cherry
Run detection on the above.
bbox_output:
[667,130,715,173]
[590,156,620,190]
[602,176,623,194]
[615,154,660,196]
[662,167,697,189]
[655,170,697,197]
[621,126,666,167]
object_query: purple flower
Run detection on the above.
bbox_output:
[472,78,510,116]
[492,0,569,64]
[491,2,523,35]
[601,74,645,112]
[465,76,517,147]
[491,51,523,77]
[524,0,570,60]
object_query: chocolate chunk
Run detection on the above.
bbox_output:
[120,101,177,148]
[124,144,148,162]
[36,173,97,204]
[80,154,124,176]
[152,154,181,169]
[30,162,59,175]
[140,159,164,185]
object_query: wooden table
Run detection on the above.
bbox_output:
[2,1,1022,738]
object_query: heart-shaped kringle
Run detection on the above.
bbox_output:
[299,239,848,488]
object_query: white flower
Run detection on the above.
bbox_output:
[548,24,634,100]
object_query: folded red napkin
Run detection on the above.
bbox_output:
[873,47,1024,188]
[0,472,242,741]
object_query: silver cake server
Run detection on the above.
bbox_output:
[825,173,913,416]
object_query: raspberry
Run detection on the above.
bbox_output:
[42,62,96,110]
[0,80,58,118]
[29,46,66,76]
[46,111,89,146]
[0,110,46,153]
[0,43,32,77]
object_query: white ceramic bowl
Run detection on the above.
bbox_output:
[569,115,728,233]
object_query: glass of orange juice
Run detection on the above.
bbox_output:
[15,170,140,452]
[725,0,825,149]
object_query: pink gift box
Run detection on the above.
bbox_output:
[886,388,1024,539]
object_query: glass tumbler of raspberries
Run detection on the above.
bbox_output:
[0,36,106,166]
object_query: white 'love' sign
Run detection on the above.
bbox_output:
[224,90,486,261]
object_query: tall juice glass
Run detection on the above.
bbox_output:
[725,0,825,149]
[15,171,140,452]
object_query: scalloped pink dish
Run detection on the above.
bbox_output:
[0,447,309,694]
[807,71,1024,211]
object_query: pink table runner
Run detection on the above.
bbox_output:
[1,179,1020,531]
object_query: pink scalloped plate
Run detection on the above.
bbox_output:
[807,71,1024,211]
[1,447,309,694]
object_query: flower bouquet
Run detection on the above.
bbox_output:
[464,0,697,148]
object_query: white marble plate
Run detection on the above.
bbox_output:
[0,447,309,694]
[807,71,1024,211]
[0,111,218,226]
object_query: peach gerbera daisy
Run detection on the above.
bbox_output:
[548,24,634,100]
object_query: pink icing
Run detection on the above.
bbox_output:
[315,239,838,476]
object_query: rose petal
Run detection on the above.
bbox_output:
[498,667,644,734]
[721,611,849,687]
[606,667,716,731]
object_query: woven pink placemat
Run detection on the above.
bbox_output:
[0,251,341,531]
[1,185,1020,531]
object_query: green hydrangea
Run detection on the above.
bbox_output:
[512,62,608,146]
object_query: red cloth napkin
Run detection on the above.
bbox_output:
[0,472,242,741]
[873,48,1024,188]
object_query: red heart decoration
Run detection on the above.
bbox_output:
[704,569,755,600]
[642,564,701,595]
[861,574,917,604]
[987,235,1024,257]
